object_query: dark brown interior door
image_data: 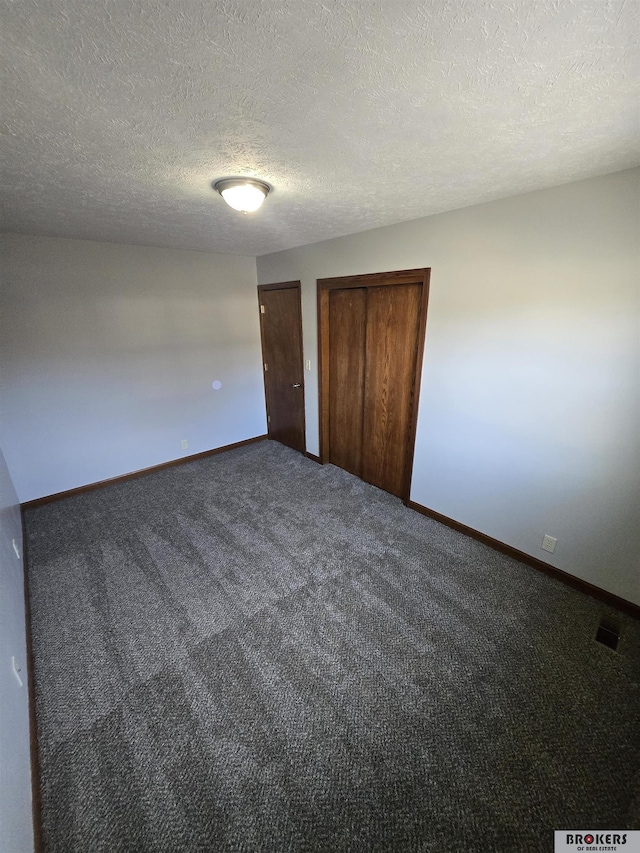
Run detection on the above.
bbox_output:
[258,282,306,453]
[362,283,421,496]
[329,288,366,476]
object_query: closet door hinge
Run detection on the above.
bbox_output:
[260,304,265,314]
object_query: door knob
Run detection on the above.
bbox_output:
[293,383,301,388]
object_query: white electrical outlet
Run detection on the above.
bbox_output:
[12,538,20,559]
[305,360,311,371]
[541,534,557,554]
[181,440,188,450]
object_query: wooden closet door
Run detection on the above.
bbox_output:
[328,288,366,476]
[319,267,430,502]
[362,283,421,497]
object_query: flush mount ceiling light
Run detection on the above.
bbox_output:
[213,178,271,213]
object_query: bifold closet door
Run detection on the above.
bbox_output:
[362,283,421,497]
[327,282,421,498]
[328,288,366,476]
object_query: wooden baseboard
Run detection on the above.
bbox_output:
[20,523,43,852]
[406,499,640,620]
[305,452,322,464]
[21,435,268,510]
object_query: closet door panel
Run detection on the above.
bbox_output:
[328,288,367,476]
[362,283,421,497]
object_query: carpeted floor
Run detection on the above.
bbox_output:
[24,439,640,852]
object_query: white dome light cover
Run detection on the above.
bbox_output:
[213,178,271,213]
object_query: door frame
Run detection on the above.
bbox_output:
[257,280,306,452]
[317,268,431,503]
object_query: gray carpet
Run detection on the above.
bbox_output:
[25,439,640,852]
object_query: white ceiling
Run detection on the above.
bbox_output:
[1,0,638,257]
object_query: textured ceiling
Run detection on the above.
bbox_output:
[1,0,638,256]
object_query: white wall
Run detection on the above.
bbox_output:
[0,236,267,503]
[257,168,640,606]
[0,446,33,853]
